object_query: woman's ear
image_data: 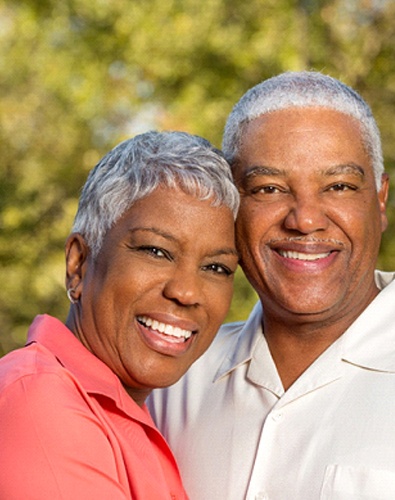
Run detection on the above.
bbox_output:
[65,233,90,302]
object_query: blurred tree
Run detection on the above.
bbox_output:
[1,0,395,355]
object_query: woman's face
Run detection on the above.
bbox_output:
[66,185,238,405]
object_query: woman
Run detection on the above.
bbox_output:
[0,131,239,499]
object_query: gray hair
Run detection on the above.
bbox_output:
[222,71,384,189]
[72,130,239,258]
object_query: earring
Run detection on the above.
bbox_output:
[67,287,78,304]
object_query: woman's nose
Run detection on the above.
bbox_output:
[163,267,202,306]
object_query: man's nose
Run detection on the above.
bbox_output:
[283,195,329,234]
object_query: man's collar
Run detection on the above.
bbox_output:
[214,270,395,383]
[214,301,264,381]
[342,271,395,372]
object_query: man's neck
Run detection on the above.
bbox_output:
[264,326,339,391]
[261,284,381,391]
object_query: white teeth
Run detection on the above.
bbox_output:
[137,316,193,339]
[279,250,330,261]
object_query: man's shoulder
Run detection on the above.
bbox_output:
[148,317,254,408]
[211,319,246,348]
[175,319,247,381]
[218,319,246,336]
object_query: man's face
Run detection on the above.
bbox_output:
[234,107,389,325]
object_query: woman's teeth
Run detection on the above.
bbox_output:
[137,316,193,340]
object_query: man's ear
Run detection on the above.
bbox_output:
[65,233,90,301]
[378,173,390,233]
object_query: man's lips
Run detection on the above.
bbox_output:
[276,249,332,261]
[267,238,344,270]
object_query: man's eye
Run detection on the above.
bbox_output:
[251,185,282,195]
[203,263,233,276]
[328,183,357,192]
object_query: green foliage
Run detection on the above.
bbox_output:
[1,0,395,355]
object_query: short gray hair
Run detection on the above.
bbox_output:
[72,130,240,258]
[222,71,384,189]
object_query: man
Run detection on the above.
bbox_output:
[149,72,395,499]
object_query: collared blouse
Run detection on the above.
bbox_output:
[0,314,188,500]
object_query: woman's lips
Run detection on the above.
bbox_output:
[136,315,198,356]
[137,315,194,341]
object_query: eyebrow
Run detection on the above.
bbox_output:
[243,162,365,179]
[129,227,239,258]
[323,163,365,179]
[207,248,240,258]
[244,166,285,178]
[129,227,177,242]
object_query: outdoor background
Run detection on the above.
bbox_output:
[1,0,395,356]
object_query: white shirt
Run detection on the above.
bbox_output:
[149,271,395,500]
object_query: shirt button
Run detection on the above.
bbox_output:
[271,412,283,422]
[255,493,269,500]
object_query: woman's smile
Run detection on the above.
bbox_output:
[69,185,238,400]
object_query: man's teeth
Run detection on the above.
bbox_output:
[137,316,193,340]
[279,250,331,261]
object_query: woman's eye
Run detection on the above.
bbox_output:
[138,246,169,259]
[203,263,233,276]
